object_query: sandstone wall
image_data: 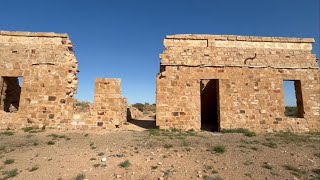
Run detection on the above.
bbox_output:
[0,31,78,129]
[156,34,320,133]
[90,78,127,127]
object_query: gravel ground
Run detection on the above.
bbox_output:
[0,121,319,180]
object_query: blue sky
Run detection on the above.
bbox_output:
[0,0,319,105]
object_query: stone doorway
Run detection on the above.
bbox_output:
[200,79,220,131]
[0,77,22,112]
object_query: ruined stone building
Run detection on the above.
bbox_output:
[0,31,78,128]
[156,34,320,133]
[0,31,130,130]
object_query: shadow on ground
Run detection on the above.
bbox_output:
[128,119,156,129]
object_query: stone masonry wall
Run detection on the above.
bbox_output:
[0,31,78,129]
[91,78,127,127]
[156,34,320,133]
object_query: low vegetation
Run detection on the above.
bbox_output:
[221,128,256,137]
[163,144,173,149]
[132,102,156,112]
[75,173,86,180]
[1,168,18,179]
[47,141,55,145]
[22,127,45,133]
[283,164,307,177]
[210,145,225,154]
[119,160,130,168]
[0,131,14,136]
[3,159,14,165]
[47,134,70,140]
[75,100,91,112]
[261,141,278,148]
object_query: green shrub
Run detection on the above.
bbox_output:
[2,168,18,179]
[47,141,55,145]
[22,127,34,132]
[119,160,130,168]
[3,159,14,165]
[210,145,225,154]
[75,173,85,180]
[221,128,256,137]
[163,144,173,149]
[262,142,278,148]
[0,131,14,136]
[283,165,306,177]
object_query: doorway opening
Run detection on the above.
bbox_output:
[0,76,23,113]
[200,79,220,131]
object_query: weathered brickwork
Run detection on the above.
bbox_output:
[0,31,78,129]
[156,34,320,133]
[92,78,127,127]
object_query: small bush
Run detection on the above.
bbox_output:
[33,142,39,146]
[47,141,55,145]
[312,169,320,177]
[90,158,96,161]
[3,159,15,165]
[0,131,14,136]
[314,153,320,158]
[210,145,225,154]
[47,134,67,139]
[151,165,158,170]
[283,165,306,177]
[22,127,34,132]
[203,175,223,180]
[262,142,278,148]
[221,128,256,137]
[119,160,130,168]
[2,168,18,179]
[75,173,85,180]
[163,144,173,149]
[23,127,44,133]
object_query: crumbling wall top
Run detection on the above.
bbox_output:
[166,34,315,43]
[0,31,68,38]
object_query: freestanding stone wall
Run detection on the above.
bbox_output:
[156,34,320,133]
[0,31,78,129]
[92,78,127,127]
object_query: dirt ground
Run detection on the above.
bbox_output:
[0,119,319,180]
